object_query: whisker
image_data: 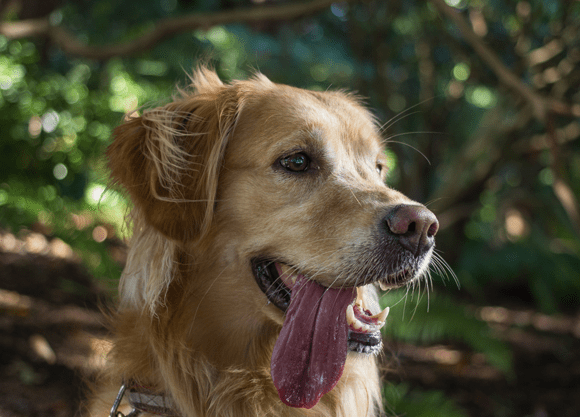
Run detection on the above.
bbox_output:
[424,197,446,208]
[401,285,411,321]
[382,137,434,165]
[189,263,229,332]
[431,252,459,289]
[379,110,423,133]
[425,271,432,312]
[349,189,363,208]
[378,96,440,133]
[408,280,421,321]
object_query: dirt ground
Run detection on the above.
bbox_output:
[1,231,579,417]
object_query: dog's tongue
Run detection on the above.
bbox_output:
[270,275,355,409]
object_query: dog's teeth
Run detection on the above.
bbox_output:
[370,306,390,326]
[346,303,386,333]
[346,305,363,330]
[346,304,355,325]
[277,263,298,288]
[355,287,366,309]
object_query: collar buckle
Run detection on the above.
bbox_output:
[110,381,179,417]
[110,383,141,417]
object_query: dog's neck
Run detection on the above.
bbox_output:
[109,229,383,416]
[110,336,381,417]
[111,287,382,416]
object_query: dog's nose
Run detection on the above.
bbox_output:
[385,205,439,256]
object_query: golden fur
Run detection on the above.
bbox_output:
[87,68,433,417]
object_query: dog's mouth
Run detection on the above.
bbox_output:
[252,260,292,312]
[252,258,415,312]
[252,258,394,409]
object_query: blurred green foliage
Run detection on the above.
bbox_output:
[384,382,467,417]
[380,291,513,375]
[1,0,580,413]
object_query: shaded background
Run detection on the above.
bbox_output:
[1,0,579,416]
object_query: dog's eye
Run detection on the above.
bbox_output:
[280,153,310,172]
[376,164,383,175]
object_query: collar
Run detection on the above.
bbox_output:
[110,382,179,417]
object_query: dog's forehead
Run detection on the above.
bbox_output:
[237,85,383,158]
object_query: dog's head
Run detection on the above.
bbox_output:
[108,68,438,410]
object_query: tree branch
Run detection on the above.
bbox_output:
[545,115,580,235]
[432,106,532,216]
[430,0,580,235]
[429,0,580,122]
[0,0,355,60]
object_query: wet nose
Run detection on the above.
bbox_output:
[385,204,439,255]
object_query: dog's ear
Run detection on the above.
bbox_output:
[107,68,240,241]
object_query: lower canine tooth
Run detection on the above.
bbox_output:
[278,263,291,274]
[346,304,355,325]
[347,300,389,332]
[371,306,390,325]
[355,287,366,309]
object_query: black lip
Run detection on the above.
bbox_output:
[251,258,384,354]
[348,330,383,354]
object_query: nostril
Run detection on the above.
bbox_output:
[385,204,439,255]
[427,220,439,238]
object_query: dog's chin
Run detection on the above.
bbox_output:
[251,258,418,355]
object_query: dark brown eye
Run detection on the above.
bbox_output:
[280,153,310,172]
[377,164,383,174]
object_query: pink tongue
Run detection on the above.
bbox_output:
[270,275,355,409]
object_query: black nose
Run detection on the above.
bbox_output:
[385,204,439,256]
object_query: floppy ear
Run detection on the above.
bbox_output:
[107,69,239,241]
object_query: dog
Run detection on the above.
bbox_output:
[88,68,439,417]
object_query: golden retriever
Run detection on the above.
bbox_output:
[88,68,439,417]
